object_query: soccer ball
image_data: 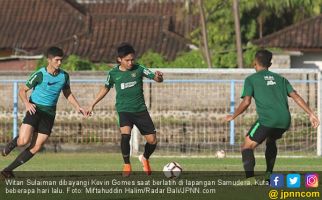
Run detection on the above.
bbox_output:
[163,162,182,178]
[216,150,226,158]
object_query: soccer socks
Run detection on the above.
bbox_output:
[242,149,255,178]
[121,134,131,164]
[2,136,18,156]
[4,148,34,171]
[143,142,157,160]
[265,140,277,173]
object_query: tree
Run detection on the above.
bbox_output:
[240,0,322,38]
[232,0,243,68]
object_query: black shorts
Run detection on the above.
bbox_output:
[22,110,55,135]
[247,121,287,144]
[118,110,156,135]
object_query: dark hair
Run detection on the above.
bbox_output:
[46,46,64,58]
[117,43,135,58]
[255,49,272,68]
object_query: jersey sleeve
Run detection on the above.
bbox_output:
[285,78,294,95]
[139,64,155,79]
[241,77,253,98]
[26,71,43,88]
[104,71,114,88]
[63,72,71,90]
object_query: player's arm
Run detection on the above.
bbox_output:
[62,88,85,116]
[289,91,319,128]
[19,85,36,115]
[140,64,163,82]
[21,71,43,115]
[225,96,252,121]
[87,86,110,115]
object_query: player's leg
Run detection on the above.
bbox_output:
[118,112,133,177]
[265,137,277,174]
[0,124,35,178]
[143,134,157,160]
[2,111,38,156]
[1,111,53,178]
[265,128,286,178]
[133,111,157,175]
[2,133,48,173]
[242,122,268,178]
[241,136,258,178]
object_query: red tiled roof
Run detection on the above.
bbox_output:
[0,0,198,63]
[253,14,322,51]
[0,0,88,50]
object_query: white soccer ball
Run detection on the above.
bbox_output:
[216,150,226,158]
[163,162,182,178]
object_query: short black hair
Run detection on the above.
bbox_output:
[46,46,64,58]
[117,43,135,58]
[255,49,272,68]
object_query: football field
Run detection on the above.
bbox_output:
[1,152,321,171]
[1,152,322,200]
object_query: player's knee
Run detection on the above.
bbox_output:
[17,137,29,146]
[241,143,255,151]
[147,137,157,145]
[29,145,42,154]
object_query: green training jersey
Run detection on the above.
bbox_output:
[105,63,155,112]
[241,70,294,129]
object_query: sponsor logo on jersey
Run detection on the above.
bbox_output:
[121,81,137,89]
[264,75,276,86]
[47,81,60,86]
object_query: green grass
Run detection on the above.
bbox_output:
[1,151,321,171]
[1,152,322,200]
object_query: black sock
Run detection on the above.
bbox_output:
[143,143,157,160]
[242,149,255,178]
[121,134,131,164]
[6,136,19,150]
[4,148,34,171]
[265,140,277,173]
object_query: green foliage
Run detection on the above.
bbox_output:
[138,50,207,68]
[169,50,206,68]
[137,50,168,67]
[63,55,92,71]
[36,57,48,69]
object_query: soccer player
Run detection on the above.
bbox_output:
[1,47,85,178]
[87,43,163,177]
[225,49,319,181]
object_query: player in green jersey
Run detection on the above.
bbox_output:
[1,47,85,178]
[87,43,163,177]
[225,49,319,181]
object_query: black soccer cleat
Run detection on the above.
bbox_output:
[1,170,15,179]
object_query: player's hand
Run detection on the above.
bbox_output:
[224,115,234,122]
[85,106,94,117]
[155,71,163,78]
[78,107,86,116]
[309,113,320,128]
[25,102,36,115]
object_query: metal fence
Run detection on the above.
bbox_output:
[0,68,321,156]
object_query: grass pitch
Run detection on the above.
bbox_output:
[1,151,321,171]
